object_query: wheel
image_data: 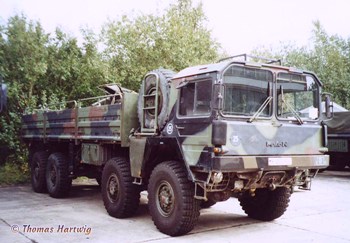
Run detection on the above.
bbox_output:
[239,187,291,221]
[200,198,217,209]
[137,69,175,130]
[148,161,200,236]
[30,151,48,193]
[46,152,72,198]
[101,157,140,218]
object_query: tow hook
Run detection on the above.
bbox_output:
[268,183,276,191]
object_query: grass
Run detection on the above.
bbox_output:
[0,162,30,186]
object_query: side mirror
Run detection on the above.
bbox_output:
[323,92,332,119]
[0,75,7,113]
[212,84,224,110]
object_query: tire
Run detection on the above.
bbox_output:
[239,187,291,221]
[137,69,175,130]
[46,153,72,198]
[30,151,48,193]
[148,161,200,236]
[200,198,217,209]
[101,157,140,218]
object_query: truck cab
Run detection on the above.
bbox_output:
[152,55,329,199]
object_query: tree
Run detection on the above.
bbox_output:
[309,21,350,108]
[0,16,107,165]
[0,0,221,168]
[100,0,220,91]
[0,15,49,165]
[2,15,49,112]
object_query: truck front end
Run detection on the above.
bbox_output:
[175,58,330,203]
[137,56,331,234]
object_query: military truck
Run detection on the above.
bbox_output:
[324,111,350,169]
[21,54,330,236]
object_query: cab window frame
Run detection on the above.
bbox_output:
[276,72,320,121]
[177,78,213,118]
[220,65,274,119]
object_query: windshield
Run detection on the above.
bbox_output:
[277,73,319,120]
[222,66,273,117]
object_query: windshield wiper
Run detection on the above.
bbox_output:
[282,101,303,125]
[280,86,303,125]
[248,96,273,123]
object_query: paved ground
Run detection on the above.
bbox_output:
[1,170,350,243]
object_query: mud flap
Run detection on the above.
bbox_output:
[129,136,147,178]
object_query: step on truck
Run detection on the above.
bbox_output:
[22,54,330,236]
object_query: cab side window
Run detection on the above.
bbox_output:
[179,79,212,116]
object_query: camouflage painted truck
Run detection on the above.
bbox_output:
[22,54,330,236]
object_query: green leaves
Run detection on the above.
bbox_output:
[0,0,221,165]
[100,0,220,91]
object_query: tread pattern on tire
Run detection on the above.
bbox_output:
[46,152,72,198]
[148,161,200,236]
[101,157,140,218]
[239,187,291,221]
[31,151,48,193]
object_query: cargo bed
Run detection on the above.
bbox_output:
[21,93,139,147]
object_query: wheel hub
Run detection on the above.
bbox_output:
[157,181,174,217]
[107,174,119,202]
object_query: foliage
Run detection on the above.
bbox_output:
[100,0,220,91]
[0,15,48,166]
[0,162,29,185]
[0,0,220,180]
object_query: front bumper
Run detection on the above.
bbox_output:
[212,154,329,172]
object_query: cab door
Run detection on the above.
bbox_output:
[174,78,213,166]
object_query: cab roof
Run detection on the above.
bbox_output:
[172,61,231,80]
[172,57,310,80]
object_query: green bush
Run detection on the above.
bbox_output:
[0,162,30,185]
